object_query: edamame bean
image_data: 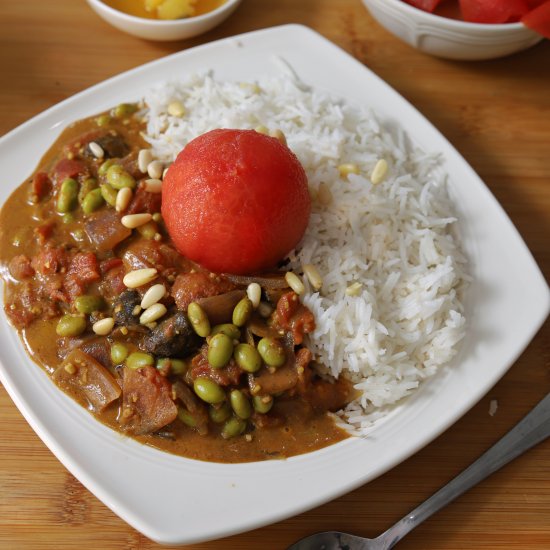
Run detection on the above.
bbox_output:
[56,178,79,213]
[78,177,97,203]
[56,314,86,337]
[106,164,136,190]
[207,333,233,369]
[232,297,253,327]
[177,407,197,428]
[62,213,74,224]
[98,159,116,176]
[193,377,225,404]
[95,114,111,127]
[187,302,210,337]
[100,183,117,206]
[257,337,286,367]
[211,323,241,340]
[253,395,274,414]
[209,402,231,424]
[221,417,246,439]
[156,357,187,375]
[126,352,154,370]
[82,188,104,214]
[113,102,138,118]
[110,342,128,364]
[230,389,252,419]
[74,294,105,314]
[234,343,262,373]
[136,220,158,240]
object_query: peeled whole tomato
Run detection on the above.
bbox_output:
[162,129,311,275]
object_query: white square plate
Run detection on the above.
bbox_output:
[0,25,548,545]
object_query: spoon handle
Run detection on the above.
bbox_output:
[378,393,550,549]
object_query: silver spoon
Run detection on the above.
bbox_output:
[289,392,550,550]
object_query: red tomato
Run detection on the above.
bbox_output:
[161,129,311,275]
[522,1,550,37]
[459,0,530,23]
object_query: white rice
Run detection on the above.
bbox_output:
[142,71,467,433]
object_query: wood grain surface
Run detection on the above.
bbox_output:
[0,1,549,549]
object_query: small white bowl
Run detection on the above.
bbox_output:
[362,0,543,60]
[86,0,243,41]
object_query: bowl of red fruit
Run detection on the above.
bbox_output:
[362,0,549,60]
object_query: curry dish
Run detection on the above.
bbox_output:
[0,104,354,462]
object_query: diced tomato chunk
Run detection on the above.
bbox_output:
[120,366,178,435]
[8,255,35,280]
[522,1,550,37]
[190,347,243,386]
[64,252,101,301]
[171,271,236,311]
[273,291,315,345]
[34,221,55,245]
[30,172,51,202]
[31,246,68,275]
[51,157,87,186]
[100,257,123,274]
[126,186,162,215]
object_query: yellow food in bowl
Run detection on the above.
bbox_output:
[103,0,226,20]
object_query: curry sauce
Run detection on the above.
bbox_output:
[0,106,353,463]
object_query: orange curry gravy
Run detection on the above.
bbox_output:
[0,107,354,463]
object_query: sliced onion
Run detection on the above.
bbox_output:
[222,272,289,290]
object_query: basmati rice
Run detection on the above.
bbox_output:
[142,70,467,433]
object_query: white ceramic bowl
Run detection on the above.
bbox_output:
[86,0,242,41]
[362,0,543,60]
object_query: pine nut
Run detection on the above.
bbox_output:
[255,125,269,135]
[162,166,170,179]
[121,213,152,228]
[285,271,305,295]
[257,301,273,318]
[317,182,333,205]
[338,163,359,179]
[303,263,323,290]
[270,129,287,146]
[345,282,363,296]
[92,317,115,335]
[147,160,163,180]
[123,268,158,288]
[116,187,133,212]
[246,282,262,308]
[89,141,105,159]
[371,159,388,185]
[138,149,153,173]
[140,283,166,309]
[167,100,185,117]
[140,303,167,324]
[143,178,162,193]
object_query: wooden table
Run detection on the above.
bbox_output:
[1,1,549,548]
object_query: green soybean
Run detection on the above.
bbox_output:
[74,294,105,314]
[211,323,241,340]
[209,402,232,424]
[232,297,253,327]
[234,343,262,373]
[193,377,225,404]
[156,357,187,375]
[126,352,154,370]
[187,302,210,337]
[82,188,104,214]
[136,221,158,240]
[230,390,252,420]
[98,159,116,176]
[106,164,136,190]
[78,177,97,204]
[95,114,111,127]
[56,178,79,213]
[221,417,246,439]
[253,395,274,414]
[56,314,86,337]
[100,183,117,206]
[62,213,74,224]
[257,337,286,367]
[207,333,233,369]
[110,342,129,365]
[177,407,197,428]
[113,102,138,118]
